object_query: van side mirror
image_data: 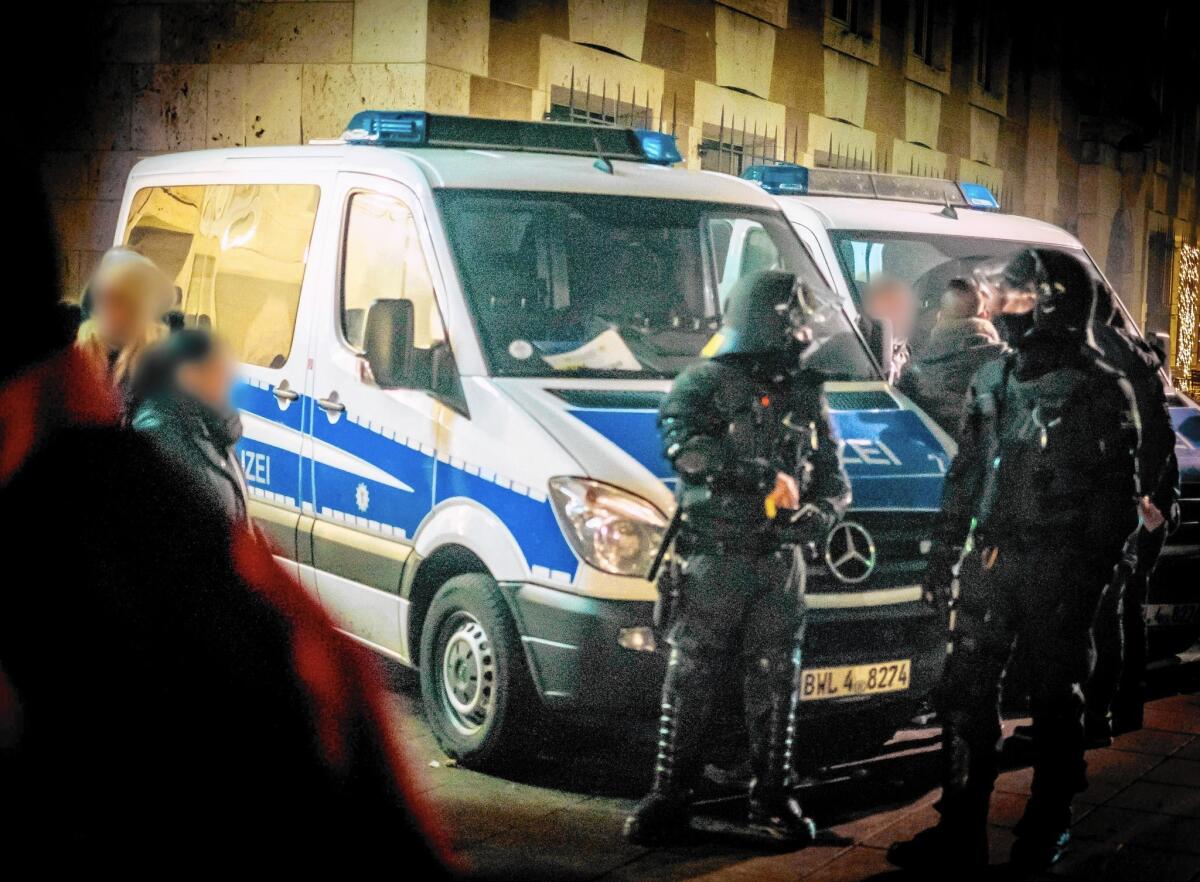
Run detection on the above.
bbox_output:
[363,298,415,388]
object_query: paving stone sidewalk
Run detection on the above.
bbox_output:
[387,667,1200,881]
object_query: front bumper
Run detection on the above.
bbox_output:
[499,582,665,713]
[499,581,945,723]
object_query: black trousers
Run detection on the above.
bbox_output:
[1088,526,1167,727]
[658,547,805,791]
[935,544,1118,826]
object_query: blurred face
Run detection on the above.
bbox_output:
[91,276,152,348]
[177,342,236,411]
[978,277,1036,317]
[864,280,917,340]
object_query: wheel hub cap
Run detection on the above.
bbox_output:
[440,613,495,735]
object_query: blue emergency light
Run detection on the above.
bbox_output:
[741,163,1001,210]
[343,110,427,145]
[741,163,809,195]
[957,181,1001,210]
[633,129,683,166]
[341,110,682,166]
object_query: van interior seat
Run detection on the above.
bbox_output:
[344,307,366,348]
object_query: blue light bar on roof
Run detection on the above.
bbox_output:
[339,110,677,164]
[741,163,809,195]
[344,110,428,145]
[634,129,682,165]
[958,181,1000,209]
[742,163,986,208]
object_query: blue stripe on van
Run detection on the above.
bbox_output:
[435,464,578,575]
[233,381,306,504]
[568,408,674,481]
[565,399,949,512]
[309,407,434,538]
[235,380,577,577]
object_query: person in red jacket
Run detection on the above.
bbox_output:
[0,165,454,873]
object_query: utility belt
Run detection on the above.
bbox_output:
[677,526,779,557]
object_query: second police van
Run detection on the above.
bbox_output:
[739,162,1200,659]
[115,111,1040,771]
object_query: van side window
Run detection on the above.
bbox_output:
[341,192,445,353]
[123,184,319,369]
[741,226,780,277]
[713,219,783,309]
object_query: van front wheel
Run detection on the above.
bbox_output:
[419,573,537,771]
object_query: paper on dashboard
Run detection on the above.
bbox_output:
[542,328,642,371]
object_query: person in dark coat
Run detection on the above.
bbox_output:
[888,249,1140,872]
[898,278,1009,437]
[862,276,917,382]
[131,329,249,526]
[1085,283,1180,738]
[0,165,451,873]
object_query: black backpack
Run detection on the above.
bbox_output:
[975,350,1139,546]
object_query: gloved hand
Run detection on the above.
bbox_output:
[764,472,800,519]
[922,544,960,617]
[780,503,833,546]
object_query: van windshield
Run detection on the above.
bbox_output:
[827,230,1123,344]
[437,190,875,380]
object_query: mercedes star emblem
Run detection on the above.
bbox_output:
[824,521,877,584]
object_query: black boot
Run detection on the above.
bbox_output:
[624,677,697,845]
[890,721,991,871]
[624,791,691,846]
[1084,713,1114,749]
[746,792,816,845]
[745,689,816,845]
[1011,827,1071,869]
[1111,691,1145,736]
[1011,800,1072,869]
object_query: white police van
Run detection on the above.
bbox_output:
[115,112,951,770]
[739,163,1200,656]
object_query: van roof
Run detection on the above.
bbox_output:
[127,144,779,207]
[775,194,1083,249]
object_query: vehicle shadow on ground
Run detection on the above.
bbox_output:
[385,655,953,813]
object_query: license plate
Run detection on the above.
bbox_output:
[799,659,911,701]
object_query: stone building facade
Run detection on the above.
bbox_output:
[42,0,1200,380]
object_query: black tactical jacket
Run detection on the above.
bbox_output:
[658,355,851,544]
[935,330,1140,553]
[1092,322,1179,516]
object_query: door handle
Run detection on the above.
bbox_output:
[272,386,300,402]
[316,395,345,413]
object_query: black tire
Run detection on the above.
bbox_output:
[419,572,538,771]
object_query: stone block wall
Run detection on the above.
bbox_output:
[42,0,1199,325]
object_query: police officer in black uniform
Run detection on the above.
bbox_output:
[1086,283,1180,738]
[887,249,1141,871]
[623,270,851,846]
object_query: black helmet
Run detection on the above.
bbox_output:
[712,270,801,357]
[1030,248,1097,342]
[1002,248,1045,292]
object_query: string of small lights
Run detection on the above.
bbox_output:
[1177,243,1199,392]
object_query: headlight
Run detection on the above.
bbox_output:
[547,477,669,578]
